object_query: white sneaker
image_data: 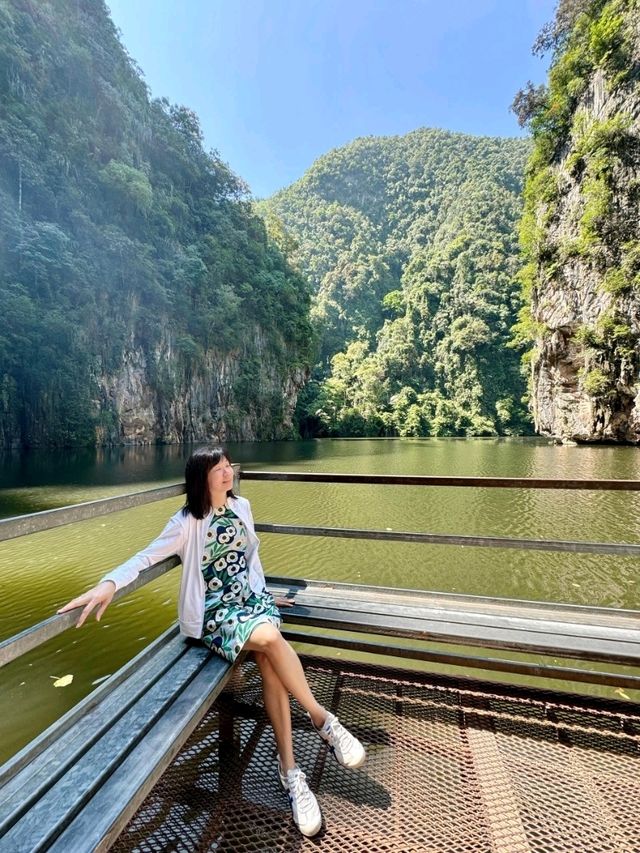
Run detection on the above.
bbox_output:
[312,711,366,769]
[278,760,322,837]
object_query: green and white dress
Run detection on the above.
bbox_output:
[200,503,281,662]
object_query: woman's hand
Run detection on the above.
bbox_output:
[57,580,116,628]
[274,595,295,608]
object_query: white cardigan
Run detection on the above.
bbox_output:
[101,495,267,639]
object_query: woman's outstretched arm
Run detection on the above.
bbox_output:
[56,512,186,627]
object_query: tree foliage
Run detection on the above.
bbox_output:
[266,129,532,437]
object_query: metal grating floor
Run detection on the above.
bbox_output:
[111,656,640,852]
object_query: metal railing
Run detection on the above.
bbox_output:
[0,483,187,543]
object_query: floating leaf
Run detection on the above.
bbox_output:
[614,688,630,701]
[51,674,74,688]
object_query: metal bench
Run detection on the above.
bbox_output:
[2,577,639,849]
[0,625,235,853]
[2,576,638,853]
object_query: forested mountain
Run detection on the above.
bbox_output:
[265,130,532,437]
[8,0,632,448]
[0,0,313,448]
[513,0,640,442]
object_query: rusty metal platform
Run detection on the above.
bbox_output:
[111,657,640,852]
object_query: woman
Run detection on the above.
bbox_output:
[58,446,365,838]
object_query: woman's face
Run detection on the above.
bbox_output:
[207,456,234,494]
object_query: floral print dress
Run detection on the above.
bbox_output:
[200,503,281,662]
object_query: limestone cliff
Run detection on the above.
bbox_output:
[520,0,640,442]
[95,329,308,445]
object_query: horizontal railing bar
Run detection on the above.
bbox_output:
[282,629,640,691]
[0,557,179,668]
[255,522,640,557]
[4,550,638,671]
[2,557,638,697]
[0,484,186,543]
[2,470,639,545]
[241,471,640,490]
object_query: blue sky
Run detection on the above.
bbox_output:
[106,0,557,198]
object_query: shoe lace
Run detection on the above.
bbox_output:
[289,769,314,812]
[326,715,353,752]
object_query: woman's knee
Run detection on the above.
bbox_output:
[248,623,282,653]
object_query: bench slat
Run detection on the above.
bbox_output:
[280,628,640,690]
[267,577,640,666]
[280,605,640,666]
[0,624,181,789]
[0,631,188,834]
[284,591,640,645]
[0,644,214,852]
[49,655,234,853]
[267,576,640,628]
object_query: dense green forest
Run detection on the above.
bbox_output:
[0,0,313,447]
[265,130,532,437]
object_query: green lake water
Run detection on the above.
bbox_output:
[1,437,639,764]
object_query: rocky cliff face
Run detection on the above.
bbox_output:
[95,328,307,445]
[528,2,640,442]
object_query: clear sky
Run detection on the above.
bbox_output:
[106,0,557,198]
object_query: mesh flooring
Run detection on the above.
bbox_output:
[111,657,640,853]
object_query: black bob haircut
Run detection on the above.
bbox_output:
[182,446,237,519]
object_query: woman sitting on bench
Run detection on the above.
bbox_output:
[58,445,366,838]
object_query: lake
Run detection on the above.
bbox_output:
[1,437,639,764]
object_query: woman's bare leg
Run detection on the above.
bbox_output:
[245,625,326,728]
[254,650,296,771]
